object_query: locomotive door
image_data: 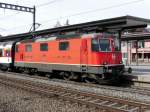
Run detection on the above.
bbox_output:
[80,39,88,72]
[19,44,24,61]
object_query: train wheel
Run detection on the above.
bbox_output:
[81,74,96,84]
[45,73,53,78]
[1,67,8,71]
[70,72,79,81]
[27,68,35,75]
[84,77,97,84]
[95,78,107,84]
[62,72,71,80]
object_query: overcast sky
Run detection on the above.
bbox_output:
[0,0,150,36]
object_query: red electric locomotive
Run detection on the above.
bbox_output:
[2,15,150,83]
[14,32,124,83]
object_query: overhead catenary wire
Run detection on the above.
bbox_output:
[36,0,61,7]
[0,0,145,21]
[2,0,146,33]
[39,0,146,24]
[0,12,21,20]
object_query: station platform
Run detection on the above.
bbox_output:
[124,65,150,87]
[126,65,150,73]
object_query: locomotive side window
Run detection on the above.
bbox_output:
[40,43,48,51]
[25,44,32,52]
[91,38,99,52]
[0,49,3,57]
[59,42,69,51]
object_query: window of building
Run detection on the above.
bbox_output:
[132,42,137,48]
[138,53,142,58]
[59,41,69,51]
[138,41,144,48]
[123,53,128,58]
[0,49,3,57]
[122,41,126,47]
[25,44,32,52]
[40,43,48,51]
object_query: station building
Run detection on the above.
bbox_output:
[121,28,150,65]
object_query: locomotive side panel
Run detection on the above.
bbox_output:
[14,33,125,82]
[14,38,83,73]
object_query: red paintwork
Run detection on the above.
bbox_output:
[14,35,122,66]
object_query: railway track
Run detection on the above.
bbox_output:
[0,72,149,112]
[0,71,150,101]
[51,78,150,96]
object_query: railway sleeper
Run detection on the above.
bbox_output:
[97,101,109,105]
[107,102,118,107]
[117,105,128,110]
[62,93,73,96]
[128,107,139,112]
[82,97,93,101]
[0,73,149,112]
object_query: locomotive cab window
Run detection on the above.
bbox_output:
[59,41,69,51]
[40,43,48,51]
[99,39,110,51]
[92,38,110,52]
[25,44,32,52]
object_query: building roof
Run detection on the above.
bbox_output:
[122,33,150,41]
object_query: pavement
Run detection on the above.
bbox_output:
[125,65,150,83]
[126,65,150,74]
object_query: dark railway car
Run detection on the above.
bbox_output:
[14,32,124,83]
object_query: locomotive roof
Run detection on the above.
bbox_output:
[17,33,95,43]
[1,15,150,42]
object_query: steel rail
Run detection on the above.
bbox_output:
[0,71,150,97]
[0,74,149,112]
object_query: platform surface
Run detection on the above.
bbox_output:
[126,65,150,73]
[125,65,150,83]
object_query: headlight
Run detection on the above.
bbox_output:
[103,61,107,65]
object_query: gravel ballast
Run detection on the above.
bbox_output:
[0,72,150,103]
[0,83,99,112]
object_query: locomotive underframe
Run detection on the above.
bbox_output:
[14,62,124,80]
[0,63,10,70]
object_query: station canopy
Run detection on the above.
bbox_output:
[121,32,150,41]
[1,15,150,42]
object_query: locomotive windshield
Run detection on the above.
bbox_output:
[91,32,120,52]
[92,38,110,52]
[99,39,110,51]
